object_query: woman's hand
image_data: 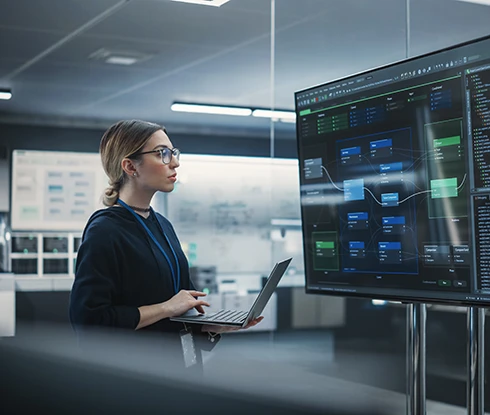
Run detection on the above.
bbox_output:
[163,290,210,317]
[201,316,264,334]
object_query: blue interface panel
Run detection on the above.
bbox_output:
[335,128,418,275]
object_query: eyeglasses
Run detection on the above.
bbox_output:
[130,147,181,165]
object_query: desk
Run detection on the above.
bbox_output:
[15,276,74,292]
[0,273,15,336]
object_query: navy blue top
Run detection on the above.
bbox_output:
[69,206,195,334]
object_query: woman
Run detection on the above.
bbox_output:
[69,120,262,367]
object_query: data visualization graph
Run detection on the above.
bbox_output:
[332,128,419,275]
[295,35,490,305]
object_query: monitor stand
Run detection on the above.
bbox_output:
[407,303,426,415]
[467,307,485,415]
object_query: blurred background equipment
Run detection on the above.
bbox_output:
[190,265,218,294]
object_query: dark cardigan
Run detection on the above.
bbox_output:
[69,206,217,352]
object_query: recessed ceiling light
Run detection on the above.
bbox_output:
[105,56,139,66]
[171,102,252,116]
[0,89,12,100]
[89,48,153,66]
[252,109,296,120]
[171,0,231,6]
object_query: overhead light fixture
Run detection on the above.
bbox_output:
[372,299,387,306]
[0,89,12,100]
[170,102,297,121]
[455,0,490,5]
[252,109,296,121]
[171,103,252,116]
[170,0,231,6]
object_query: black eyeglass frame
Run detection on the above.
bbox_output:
[129,147,180,165]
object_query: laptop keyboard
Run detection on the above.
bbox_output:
[198,309,248,324]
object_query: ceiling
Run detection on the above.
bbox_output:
[0,0,489,139]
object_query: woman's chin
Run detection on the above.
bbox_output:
[158,183,175,193]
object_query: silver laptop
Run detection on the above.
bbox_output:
[171,258,292,328]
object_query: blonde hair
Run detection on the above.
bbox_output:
[99,120,163,206]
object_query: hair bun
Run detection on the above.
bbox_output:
[102,185,119,207]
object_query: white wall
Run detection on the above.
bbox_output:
[0,159,9,212]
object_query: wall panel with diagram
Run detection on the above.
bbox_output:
[11,150,108,231]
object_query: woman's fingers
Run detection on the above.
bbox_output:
[195,305,206,314]
[188,290,207,297]
[244,316,264,329]
[201,317,264,333]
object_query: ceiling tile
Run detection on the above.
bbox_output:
[219,0,270,15]
[78,37,271,112]
[0,83,115,116]
[240,0,407,110]
[87,0,270,48]
[45,34,221,74]
[14,61,157,91]
[0,0,124,33]
[410,0,490,56]
[0,28,63,64]
[0,59,26,80]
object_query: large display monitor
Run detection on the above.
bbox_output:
[295,35,490,306]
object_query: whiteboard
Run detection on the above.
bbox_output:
[11,150,108,231]
[167,155,303,274]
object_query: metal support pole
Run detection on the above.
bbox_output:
[467,307,485,415]
[269,0,275,159]
[405,0,411,58]
[407,303,426,415]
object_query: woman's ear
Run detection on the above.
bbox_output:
[121,158,137,177]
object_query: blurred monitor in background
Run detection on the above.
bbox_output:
[190,266,218,294]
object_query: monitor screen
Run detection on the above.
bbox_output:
[295,35,490,306]
[43,258,69,274]
[11,258,37,275]
[43,237,68,253]
[12,236,38,253]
